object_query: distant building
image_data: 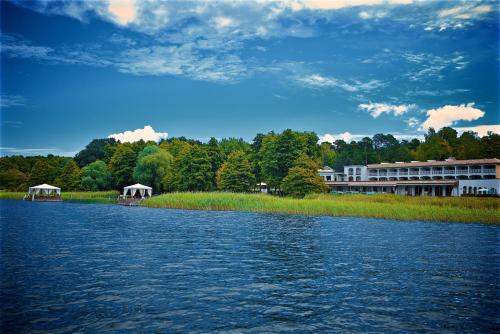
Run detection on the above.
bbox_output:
[319,158,500,196]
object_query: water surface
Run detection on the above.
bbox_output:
[1,200,499,333]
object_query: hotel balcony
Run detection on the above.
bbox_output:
[365,165,497,181]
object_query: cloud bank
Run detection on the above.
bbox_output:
[108,125,168,143]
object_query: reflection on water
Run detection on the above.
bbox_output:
[1,200,498,333]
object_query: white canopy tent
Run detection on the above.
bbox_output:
[28,184,61,199]
[28,184,61,196]
[123,183,152,198]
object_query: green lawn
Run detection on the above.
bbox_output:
[142,192,500,225]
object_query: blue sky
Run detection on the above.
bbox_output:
[1,0,499,156]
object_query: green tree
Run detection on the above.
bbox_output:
[74,138,117,167]
[216,150,255,192]
[28,159,56,186]
[415,129,452,161]
[281,153,328,198]
[320,142,337,167]
[219,137,251,156]
[260,129,306,190]
[54,160,81,190]
[109,144,137,189]
[0,168,28,191]
[205,137,224,187]
[167,145,213,191]
[133,145,173,192]
[81,160,112,191]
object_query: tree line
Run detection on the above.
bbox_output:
[1,127,499,197]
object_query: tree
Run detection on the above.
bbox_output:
[219,137,251,156]
[81,160,112,191]
[205,137,224,187]
[109,144,137,189]
[54,160,81,190]
[281,153,328,198]
[28,160,56,186]
[133,145,173,192]
[415,129,452,161]
[167,145,213,191]
[320,142,337,167]
[260,129,307,190]
[216,150,255,192]
[74,138,117,167]
[0,168,27,191]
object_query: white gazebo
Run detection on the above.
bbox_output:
[26,184,62,201]
[123,183,152,199]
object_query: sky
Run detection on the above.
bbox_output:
[1,0,499,156]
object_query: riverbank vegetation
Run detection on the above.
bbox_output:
[1,127,499,198]
[143,192,500,224]
[0,191,118,203]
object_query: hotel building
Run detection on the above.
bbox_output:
[318,158,500,196]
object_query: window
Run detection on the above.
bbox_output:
[348,168,353,175]
[326,176,331,181]
[355,168,361,175]
[462,186,467,194]
[356,176,361,181]
[348,176,353,181]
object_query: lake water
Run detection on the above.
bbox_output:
[1,200,499,333]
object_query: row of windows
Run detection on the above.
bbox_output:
[462,186,497,195]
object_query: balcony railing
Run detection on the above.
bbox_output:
[399,171,408,175]
[432,171,442,174]
[483,169,496,173]
[470,169,482,173]
[388,172,397,176]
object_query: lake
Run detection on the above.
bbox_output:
[1,200,498,333]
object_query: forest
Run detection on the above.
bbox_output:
[1,127,499,197]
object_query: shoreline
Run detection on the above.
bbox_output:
[1,191,499,225]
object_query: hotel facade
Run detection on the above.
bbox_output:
[318,158,500,196]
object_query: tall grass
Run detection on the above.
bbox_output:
[143,192,500,225]
[0,191,119,203]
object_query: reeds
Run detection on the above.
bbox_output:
[0,191,119,203]
[143,192,500,224]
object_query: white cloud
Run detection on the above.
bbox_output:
[426,3,493,31]
[117,45,247,83]
[108,0,137,25]
[1,94,26,108]
[402,51,468,81]
[291,0,413,11]
[420,103,485,130]
[319,131,422,143]
[297,74,383,92]
[359,103,416,118]
[108,125,168,143]
[406,117,419,128]
[213,16,237,29]
[359,10,387,19]
[319,132,369,143]
[454,125,500,137]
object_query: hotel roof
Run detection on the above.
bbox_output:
[367,158,500,169]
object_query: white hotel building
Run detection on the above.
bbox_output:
[318,158,500,196]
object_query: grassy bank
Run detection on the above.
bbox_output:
[0,191,119,203]
[143,192,500,224]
